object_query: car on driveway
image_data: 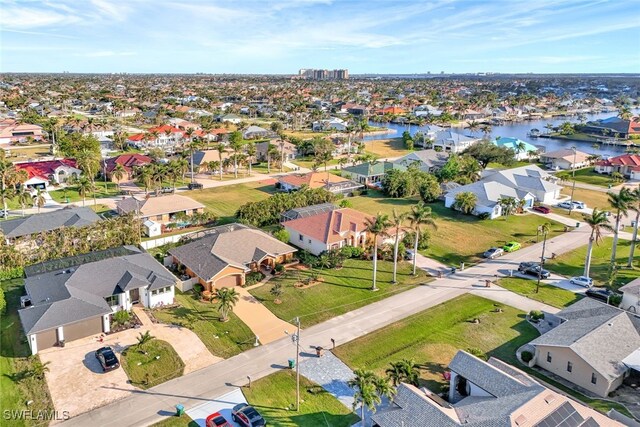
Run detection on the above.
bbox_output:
[532,205,550,214]
[95,346,119,372]
[232,404,265,427]
[206,412,231,427]
[483,247,504,259]
[569,276,593,287]
[503,241,521,252]
[557,201,573,209]
[572,201,586,209]
[585,288,617,303]
[518,262,550,279]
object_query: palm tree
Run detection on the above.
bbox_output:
[583,209,614,277]
[34,189,46,213]
[454,191,477,215]
[216,144,225,181]
[386,359,419,386]
[112,163,126,190]
[348,369,381,427]
[229,131,244,178]
[365,213,391,291]
[214,287,240,322]
[626,186,640,268]
[0,149,18,215]
[76,177,93,206]
[608,188,633,266]
[17,187,32,216]
[407,202,437,275]
[246,142,256,175]
[136,330,154,347]
[390,209,407,283]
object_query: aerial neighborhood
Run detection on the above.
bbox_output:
[1,68,640,427]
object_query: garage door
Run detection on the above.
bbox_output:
[214,274,241,288]
[63,316,103,342]
[36,329,58,351]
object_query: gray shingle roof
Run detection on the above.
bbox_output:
[0,207,100,239]
[394,149,449,170]
[445,181,532,209]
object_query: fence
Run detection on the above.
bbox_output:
[140,232,193,250]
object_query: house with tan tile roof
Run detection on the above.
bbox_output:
[115,194,204,225]
[277,172,363,195]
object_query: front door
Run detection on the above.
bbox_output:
[130,288,140,304]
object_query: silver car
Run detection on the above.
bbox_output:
[569,276,593,287]
[483,247,504,259]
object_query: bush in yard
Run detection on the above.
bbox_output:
[272,228,290,244]
[0,286,5,315]
[478,212,490,220]
[274,263,285,274]
[0,267,24,281]
[521,351,533,363]
[296,250,319,268]
[466,347,487,360]
[402,230,431,250]
[340,245,364,259]
[608,293,623,307]
[113,310,131,326]
[529,310,544,321]
[244,271,264,286]
[193,283,204,298]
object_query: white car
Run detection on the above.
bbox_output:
[569,276,593,287]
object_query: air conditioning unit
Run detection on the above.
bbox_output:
[20,295,32,308]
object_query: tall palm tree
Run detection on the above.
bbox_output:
[229,131,244,178]
[386,359,419,386]
[76,177,93,207]
[0,149,18,215]
[348,369,381,427]
[627,186,640,267]
[214,287,239,322]
[34,189,46,213]
[407,202,437,275]
[454,191,477,215]
[216,144,225,181]
[365,213,391,291]
[536,222,551,293]
[608,188,633,266]
[17,186,32,216]
[246,142,256,175]
[112,163,126,190]
[583,209,614,277]
[390,209,408,284]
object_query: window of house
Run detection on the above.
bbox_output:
[567,361,572,373]
[105,295,119,306]
[299,234,303,241]
[591,373,597,384]
[151,290,157,296]
[308,239,311,244]
[547,352,552,363]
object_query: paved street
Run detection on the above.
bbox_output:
[62,226,590,426]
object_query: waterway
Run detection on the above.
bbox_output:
[365,110,640,157]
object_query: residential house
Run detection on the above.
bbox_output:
[413,125,445,148]
[168,223,296,290]
[595,154,640,179]
[339,103,368,116]
[256,140,298,162]
[312,117,347,132]
[374,106,407,115]
[430,130,480,153]
[116,194,205,227]
[445,181,535,219]
[0,206,101,244]
[583,116,640,139]
[620,277,640,314]
[481,164,561,204]
[462,108,486,120]
[18,246,177,354]
[104,153,153,182]
[372,350,624,427]
[277,172,363,195]
[281,206,398,255]
[0,119,45,147]
[341,161,407,185]
[540,149,592,170]
[492,137,539,161]
[529,297,640,398]
[243,125,269,139]
[393,149,449,173]
[191,148,232,172]
[219,113,242,124]
[127,125,184,149]
[15,159,81,190]
[414,105,443,117]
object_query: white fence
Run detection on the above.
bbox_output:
[140,232,193,250]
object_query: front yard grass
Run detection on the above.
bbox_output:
[557,187,612,211]
[0,279,55,427]
[570,168,619,187]
[362,137,410,158]
[292,156,341,170]
[243,370,360,427]
[545,237,639,289]
[250,258,429,328]
[150,413,198,427]
[151,290,256,359]
[349,192,566,265]
[120,339,184,389]
[334,294,537,393]
[497,277,582,308]
[49,182,121,204]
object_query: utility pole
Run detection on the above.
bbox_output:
[568,146,577,216]
[295,316,300,411]
[536,230,548,294]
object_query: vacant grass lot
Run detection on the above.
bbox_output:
[188,181,277,223]
[334,294,537,393]
[151,290,256,359]
[498,277,582,308]
[121,339,184,389]
[545,237,639,289]
[0,279,55,427]
[570,168,618,187]
[49,182,121,204]
[362,137,409,158]
[243,371,360,427]
[557,187,612,210]
[349,192,565,265]
[250,258,429,328]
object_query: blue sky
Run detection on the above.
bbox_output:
[1,0,639,74]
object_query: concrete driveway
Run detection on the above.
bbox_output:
[510,271,588,293]
[184,388,247,427]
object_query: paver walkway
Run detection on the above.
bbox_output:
[233,287,295,344]
[299,352,356,410]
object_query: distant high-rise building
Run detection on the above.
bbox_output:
[298,68,348,80]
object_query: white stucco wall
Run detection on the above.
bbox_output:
[285,227,329,255]
[145,286,175,308]
[620,292,639,314]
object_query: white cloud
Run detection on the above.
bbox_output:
[82,50,137,57]
[0,5,80,29]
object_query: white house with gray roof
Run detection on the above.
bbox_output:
[18,246,177,355]
[444,181,535,219]
[0,206,100,243]
[429,130,481,153]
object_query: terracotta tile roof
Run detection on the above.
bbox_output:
[283,208,371,244]
[595,154,640,167]
[15,159,78,180]
[105,154,153,174]
[278,172,350,189]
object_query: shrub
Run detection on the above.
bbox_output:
[113,310,131,326]
[466,347,487,360]
[529,310,544,321]
[478,212,490,220]
[402,230,431,250]
[340,245,364,259]
[296,250,319,268]
[609,293,623,307]
[245,271,264,286]
[0,286,5,315]
[272,228,290,243]
[0,267,24,281]
[521,351,533,363]
[193,283,204,298]
[351,190,361,197]
[274,263,285,274]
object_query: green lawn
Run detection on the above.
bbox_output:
[349,192,566,265]
[0,279,55,427]
[362,138,410,158]
[243,371,360,427]
[120,339,184,389]
[570,168,618,187]
[150,413,198,427]
[151,290,256,359]
[188,181,277,223]
[250,258,429,328]
[498,277,583,308]
[334,294,537,393]
[49,182,121,204]
[549,132,599,142]
[292,157,341,170]
[545,237,639,289]
[252,162,292,174]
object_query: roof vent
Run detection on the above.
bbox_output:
[514,415,527,426]
[544,394,555,404]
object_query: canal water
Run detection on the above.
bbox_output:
[365,110,640,157]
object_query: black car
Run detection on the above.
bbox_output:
[518,262,550,279]
[188,182,204,190]
[95,346,120,372]
[585,288,617,303]
[231,403,265,427]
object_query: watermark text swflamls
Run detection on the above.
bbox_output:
[3,410,70,421]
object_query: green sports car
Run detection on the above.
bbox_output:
[503,241,521,252]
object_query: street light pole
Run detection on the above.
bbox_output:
[294,316,300,412]
[568,146,577,216]
[536,231,548,294]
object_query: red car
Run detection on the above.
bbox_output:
[206,412,231,427]
[532,205,550,214]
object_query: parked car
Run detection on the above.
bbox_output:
[572,201,586,209]
[95,346,119,372]
[188,182,204,190]
[532,205,550,214]
[585,288,616,303]
[483,247,504,259]
[569,276,593,287]
[405,249,415,261]
[503,241,521,252]
[232,404,265,427]
[518,262,550,279]
[206,412,231,427]
[557,201,573,209]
